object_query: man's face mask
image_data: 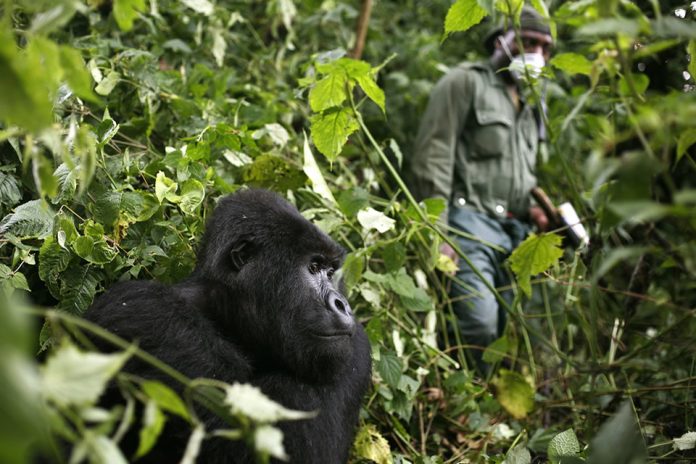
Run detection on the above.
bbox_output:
[509,53,545,80]
[499,36,546,81]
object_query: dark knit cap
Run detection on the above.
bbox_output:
[484,6,552,52]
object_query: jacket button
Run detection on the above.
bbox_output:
[495,204,505,215]
[456,197,467,207]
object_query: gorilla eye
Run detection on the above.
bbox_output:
[327,268,335,280]
[308,262,321,274]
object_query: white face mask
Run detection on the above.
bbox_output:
[509,53,546,80]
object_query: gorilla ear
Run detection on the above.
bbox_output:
[229,241,254,271]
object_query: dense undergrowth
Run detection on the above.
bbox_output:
[1,0,696,463]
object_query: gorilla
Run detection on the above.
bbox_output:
[83,189,372,463]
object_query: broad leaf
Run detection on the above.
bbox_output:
[0,172,22,207]
[179,179,205,215]
[376,351,402,388]
[548,429,581,464]
[135,401,166,459]
[356,74,385,113]
[141,381,190,421]
[492,369,535,419]
[508,233,563,296]
[309,71,348,112]
[302,133,336,204]
[587,401,645,464]
[310,107,359,161]
[0,200,55,239]
[357,207,396,233]
[254,425,287,460]
[444,0,488,39]
[677,129,696,162]
[223,383,315,423]
[550,53,592,76]
[113,0,146,32]
[353,424,392,464]
[41,343,129,407]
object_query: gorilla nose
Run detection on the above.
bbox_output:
[327,291,352,316]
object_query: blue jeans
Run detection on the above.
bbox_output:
[448,207,530,373]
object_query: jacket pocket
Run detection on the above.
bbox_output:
[469,107,513,159]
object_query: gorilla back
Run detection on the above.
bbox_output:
[84,189,372,463]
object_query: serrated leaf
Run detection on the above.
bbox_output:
[492,369,535,419]
[353,424,392,464]
[179,179,205,215]
[113,0,146,32]
[135,401,166,459]
[58,266,101,315]
[0,171,21,207]
[357,207,395,234]
[444,0,488,39]
[41,343,129,407]
[310,107,359,161]
[39,237,72,297]
[73,236,117,265]
[548,429,581,463]
[0,200,55,239]
[302,133,336,204]
[356,74,385,113]
[224,383,315,423]
[508,233,563,296]
[376,351,402,388]
[141,381,190,421]
[309,71,348,112]
[550,53,592,76]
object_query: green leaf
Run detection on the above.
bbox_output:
[41,343,129,407]
[550,53,592,76]
[356,74,385,113]
[0,28,53,132]
[677,129,696,162]
[0,200,55,239]
[73,236,118,265]
[376,351,402,388]
[95,70,120,96]
[482,334,509,365]
[506,444,532,464]
[58,46,98,102]
[548,429,581,464]
[57,265,101,315]
[155,171,179,203]
[353,424,392,464]
[341,252,364,289]
[179,179,205,215]
[113,0,146,32]
[29,3,79,35]
[492,369,535,419]
[0,172,22,207]
[141,381,190,421]
[34,154,59,199]
[39,237,72,298]
[444,0,488,39]
[587,402,645,464]
[508,233,563,296]
[309,71,349,112]
[309,107,359,161]
[75,125,98,195]
[135,401,166,459]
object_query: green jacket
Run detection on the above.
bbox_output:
[408,60,539,222]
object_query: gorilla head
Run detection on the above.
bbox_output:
[194,189,356,381]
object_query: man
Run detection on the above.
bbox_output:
[407,7,553,373]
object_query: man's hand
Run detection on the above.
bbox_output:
[529,205,550,231]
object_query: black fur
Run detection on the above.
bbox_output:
[84,189,372,463]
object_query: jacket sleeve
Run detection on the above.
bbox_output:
[408,66,474,223]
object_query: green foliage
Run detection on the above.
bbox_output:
[508,232,563,296]
[444,0,489,39]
